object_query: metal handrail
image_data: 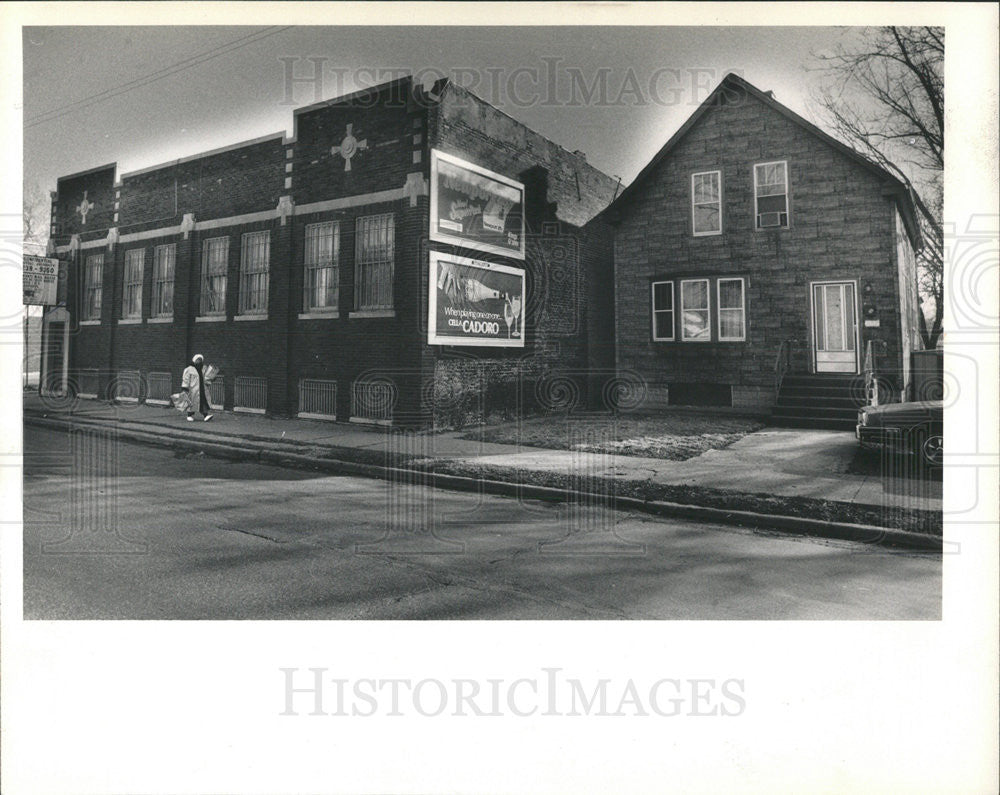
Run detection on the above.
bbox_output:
[774,339,791,396]
[863,340,879,406]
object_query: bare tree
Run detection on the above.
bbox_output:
[811,26,944,348]
[23,181,49,254]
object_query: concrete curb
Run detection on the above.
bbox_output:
[24,413,941,551]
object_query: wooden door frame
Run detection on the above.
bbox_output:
[809,279,861,375]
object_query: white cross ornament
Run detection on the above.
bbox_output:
[331,123,368,171]
[76,191,96,225]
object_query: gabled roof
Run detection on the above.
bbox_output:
[605,73,922,250]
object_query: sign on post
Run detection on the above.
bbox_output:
[430,149,525,260]
[23,255,60,306]
[428,251,525,347]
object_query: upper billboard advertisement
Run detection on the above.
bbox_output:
[429,149,525,260]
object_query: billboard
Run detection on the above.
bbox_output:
[428,251,525,347]
[429,149,525,260]
[23,255,60,306]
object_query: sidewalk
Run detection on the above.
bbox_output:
[22,392,942,541]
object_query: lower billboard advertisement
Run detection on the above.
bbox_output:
[428,251,525,347]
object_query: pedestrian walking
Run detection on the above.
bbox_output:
[181,354,214,422]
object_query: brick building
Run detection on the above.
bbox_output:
[603,73,923,428]
[42,76,618,426]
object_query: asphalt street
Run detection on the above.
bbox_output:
[23,424,941,619]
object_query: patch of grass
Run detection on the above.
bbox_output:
[464,412,767,460]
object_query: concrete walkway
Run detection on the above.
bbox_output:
[22,391,942,519]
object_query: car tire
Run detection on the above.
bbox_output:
[920,432,944,468]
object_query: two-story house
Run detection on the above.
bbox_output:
[603,73,923,428]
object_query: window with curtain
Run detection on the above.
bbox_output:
[238,231,270,316]
[200,237,229,316]
[122,249,144,319]
[303,221,340,312]
[691,171,721,235]
[83,253,104,321]
[151,244,175,318]
[717,278,746,341]
[680,279,710,341]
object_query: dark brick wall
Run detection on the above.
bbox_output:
[119,137,286,227]
[55,165,116,237]
[292,78,424,206]
[611,86,911,408]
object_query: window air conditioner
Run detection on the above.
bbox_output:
[758,212,783,228]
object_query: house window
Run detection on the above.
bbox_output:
[680,279,711,341]
[303,221,340,312]
[355,213,394,310]
[83,253,104,321]
[754,161,789,228]
[238,231,270,316]
[717,277,746,341]
[691,171,721,235]
[651,281,675,341]
[122,249,144,319]
[151,244,175,318]
[200,236,229,316]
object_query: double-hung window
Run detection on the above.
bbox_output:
[200,237,229,316]
[651,281,675,341]
[303,221,340,312]
[754,161,789,229]
[122,249,144,319]
[151,244,175,318]
[691,171,721,235]
[717,278,746,341]
[83,253,104,321]
[355,214,394,311]
[680,279,711,341]
[238,231,269,316]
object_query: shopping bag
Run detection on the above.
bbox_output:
[203,363,219,384]
[171,392,191,412]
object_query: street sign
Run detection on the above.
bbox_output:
[23,255,60,306]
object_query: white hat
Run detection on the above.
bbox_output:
[192,354,204,364]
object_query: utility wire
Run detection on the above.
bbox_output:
[25,26,293,128]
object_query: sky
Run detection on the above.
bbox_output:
[22,25,868,205]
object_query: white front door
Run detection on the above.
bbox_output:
[812,282,858,373]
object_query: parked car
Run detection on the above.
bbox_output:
[856,400,944,466]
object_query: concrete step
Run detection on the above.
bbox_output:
[770,414,857,431]
[772,405,858,420]
[775,395,862,409]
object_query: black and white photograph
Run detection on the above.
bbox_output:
[3,2,997,793]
